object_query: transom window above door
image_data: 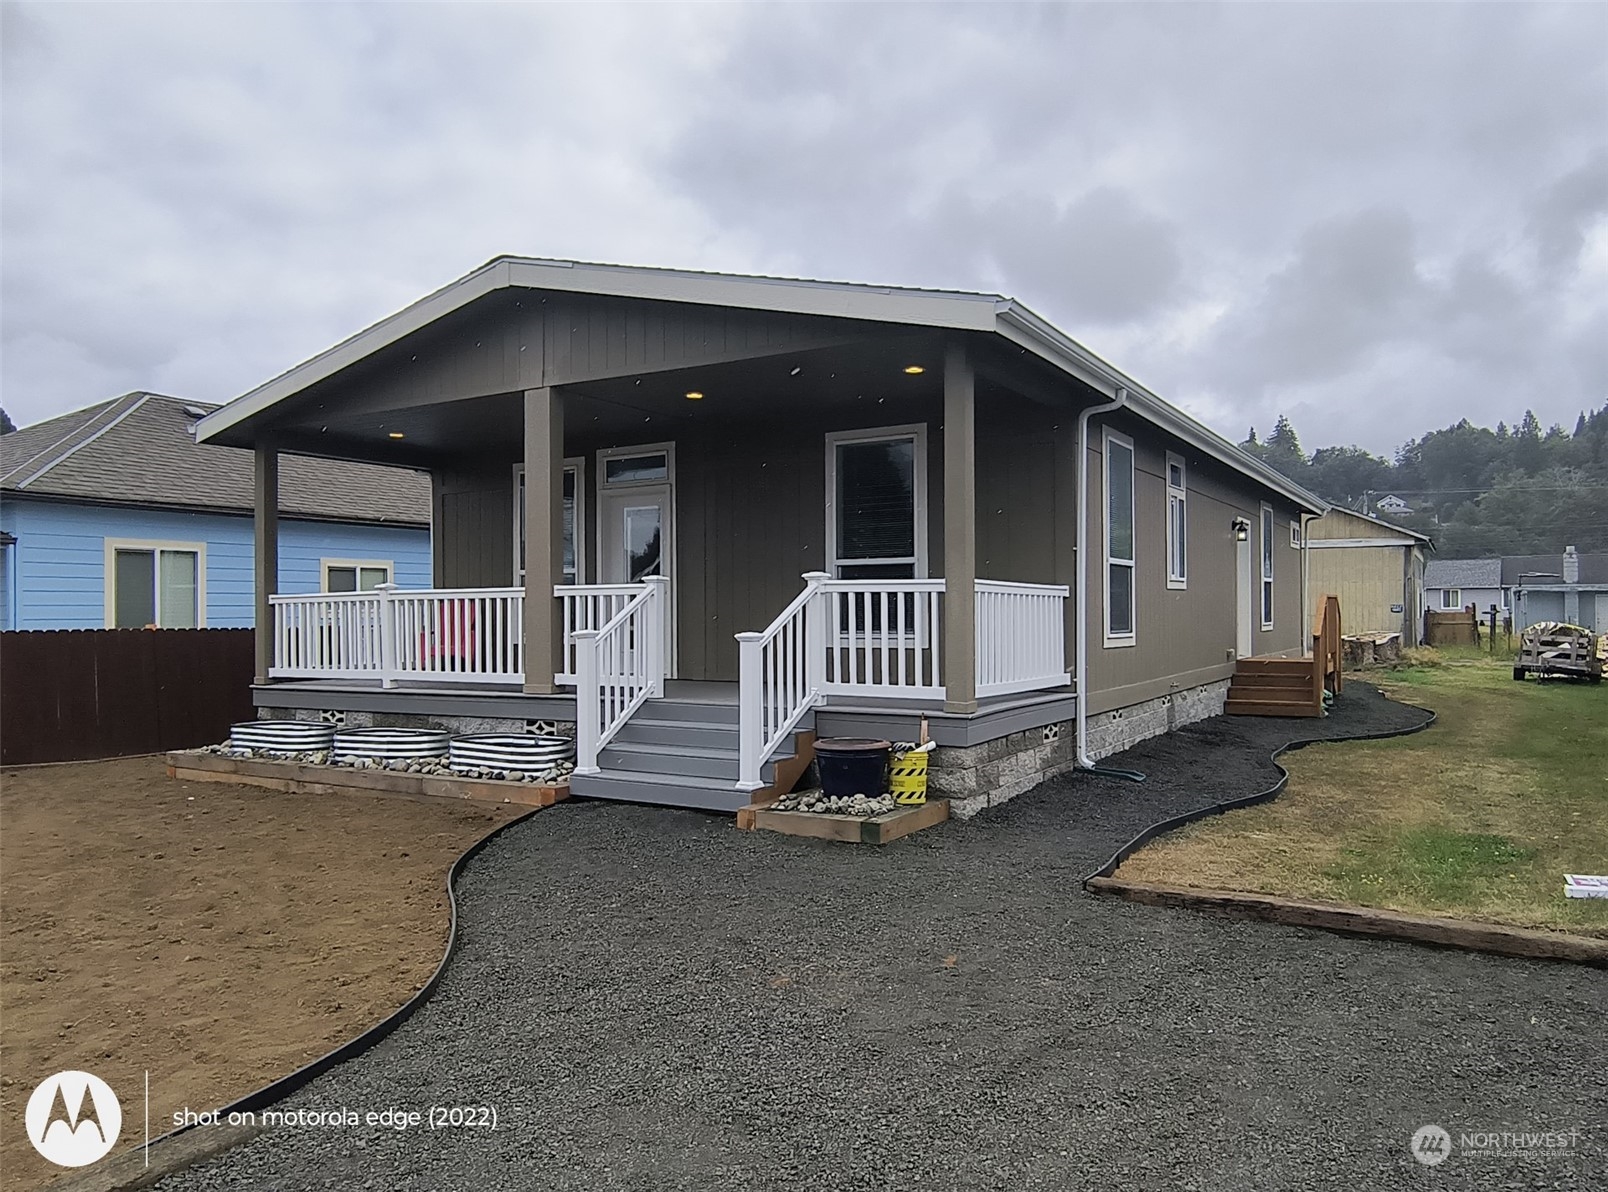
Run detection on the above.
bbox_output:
[603,452,668,485]
[826,426,926,580]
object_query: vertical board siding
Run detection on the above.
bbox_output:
[0,499,429,629]
[434,465,515,588]
[0,628,255,764]
[1309,545,1406,636]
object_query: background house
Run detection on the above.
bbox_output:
[1423,558,1507,618]
[1505,549,1607,631]
[0,393,430,630]
[1305,506,1432,643]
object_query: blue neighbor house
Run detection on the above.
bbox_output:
[0,393,430,630]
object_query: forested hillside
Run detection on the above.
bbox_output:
[1239,403,1608,556]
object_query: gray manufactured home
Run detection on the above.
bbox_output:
[197,258,1326,816]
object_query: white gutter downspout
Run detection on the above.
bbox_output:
[1074,386,1143,779]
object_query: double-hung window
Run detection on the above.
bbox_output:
[322,561,392,592]
[514,461,583,586]
[1260,503,1275,629]
[106,539,203,628]
[1104,429,1136,644]
[1165,452,1187,589]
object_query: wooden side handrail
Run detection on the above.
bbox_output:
[1310,593,1343,704]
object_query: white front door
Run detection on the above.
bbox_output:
[600,484,675,675]
[1235,533,1254,659]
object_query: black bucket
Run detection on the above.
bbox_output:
[814,737,891,798]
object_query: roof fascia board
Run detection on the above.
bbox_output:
[0,488,428,528]
[993,303,1328,514]
[7,394,150,489]
[1308,537,1420,549]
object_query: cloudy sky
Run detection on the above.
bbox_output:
[3,1,1604,455]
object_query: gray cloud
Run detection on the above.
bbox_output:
[2,0,1604,458]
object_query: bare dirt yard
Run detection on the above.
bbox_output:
[0,756,524,1190]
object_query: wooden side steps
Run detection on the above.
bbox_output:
[1226,594,1344,718]
[1226,657,1323,717]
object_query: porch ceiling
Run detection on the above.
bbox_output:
[260,333,1077,467]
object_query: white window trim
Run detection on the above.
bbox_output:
[1165,451,1187,590]
[1441,588,1462,610]
[103,537,207,628]
[320,559,394,592]
[1103,428,1136,647]
[1259,502,1275,631]
[513,456,586,586]
[1290,520,1302,548]
[824,424,928,579]
[593,442,674,587]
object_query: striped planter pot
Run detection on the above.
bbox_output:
[449,734,574,775]
[230,721,336,754]
[332,727,452,763]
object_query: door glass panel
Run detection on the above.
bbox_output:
[605,454,668,485]
[624,505,662,581]
[836,440,914,560]
[115,550,156,628]
[159,550,199,627]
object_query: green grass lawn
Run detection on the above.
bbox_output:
[1118,651,1608,936]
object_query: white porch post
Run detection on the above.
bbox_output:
[943,341,978,714]
[522,386,564,694]
[573,627,601,773]
[644,575,669,697]
[253,447,278,685]
[375,583,398,688]
[802,570,829,696]
[736,630,764,791]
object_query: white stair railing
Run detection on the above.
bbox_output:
[974,580,1071,697]
[555,584,652,685]
[573,576,667,774]
[736,571,830,791]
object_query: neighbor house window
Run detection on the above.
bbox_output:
[825,426,925,581]
[1165,452,1187,589]
[1104,429,1136,644]
[322,560,392,592]
[1441,588,1461,610]
[1260,503,1275,629]
[105,539,204,628]
[1290,520,1302,548]
[515,461,583,586]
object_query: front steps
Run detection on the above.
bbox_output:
[567,692,815,813]
[1225,656,1323,718]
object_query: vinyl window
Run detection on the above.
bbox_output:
[1165,452,1187,589]
[1440,588,1462,610]
[1290,520,1302,548]
[322,560,392,592]
[1260,503,1275,629]
[825,425,926,581]
[514,460,583,586]
[105,539,204,628]
[1105,429,1136,644]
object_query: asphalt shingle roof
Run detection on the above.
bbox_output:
[1424,559,1503,589]
[1502,553,1608,587]
[0,393,429,526]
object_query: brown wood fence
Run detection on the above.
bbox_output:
[0,629,255,765]
[1423,607,1478,647]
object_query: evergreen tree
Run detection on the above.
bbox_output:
[0,407,15,435]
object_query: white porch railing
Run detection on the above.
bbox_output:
[270,585,524,686]
[556,584,651,685]
[573,576,667,774]
[735,575,1070,789]
[975,580,1071,697]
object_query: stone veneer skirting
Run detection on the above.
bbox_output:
[260,679,1232,819]
[932,679,1232,821]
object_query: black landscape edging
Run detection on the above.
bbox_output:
[123,804,546,1169]
[1081,699,1438,886]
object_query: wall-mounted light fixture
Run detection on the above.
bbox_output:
[1232,516,1250,542]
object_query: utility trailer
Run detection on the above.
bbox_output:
[1513,622,1604,683]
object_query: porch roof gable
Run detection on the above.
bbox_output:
[195,255,1326,514]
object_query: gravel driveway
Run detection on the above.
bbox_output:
[160,685,1605,1191]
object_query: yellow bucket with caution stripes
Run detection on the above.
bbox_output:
[889,750,929,805]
